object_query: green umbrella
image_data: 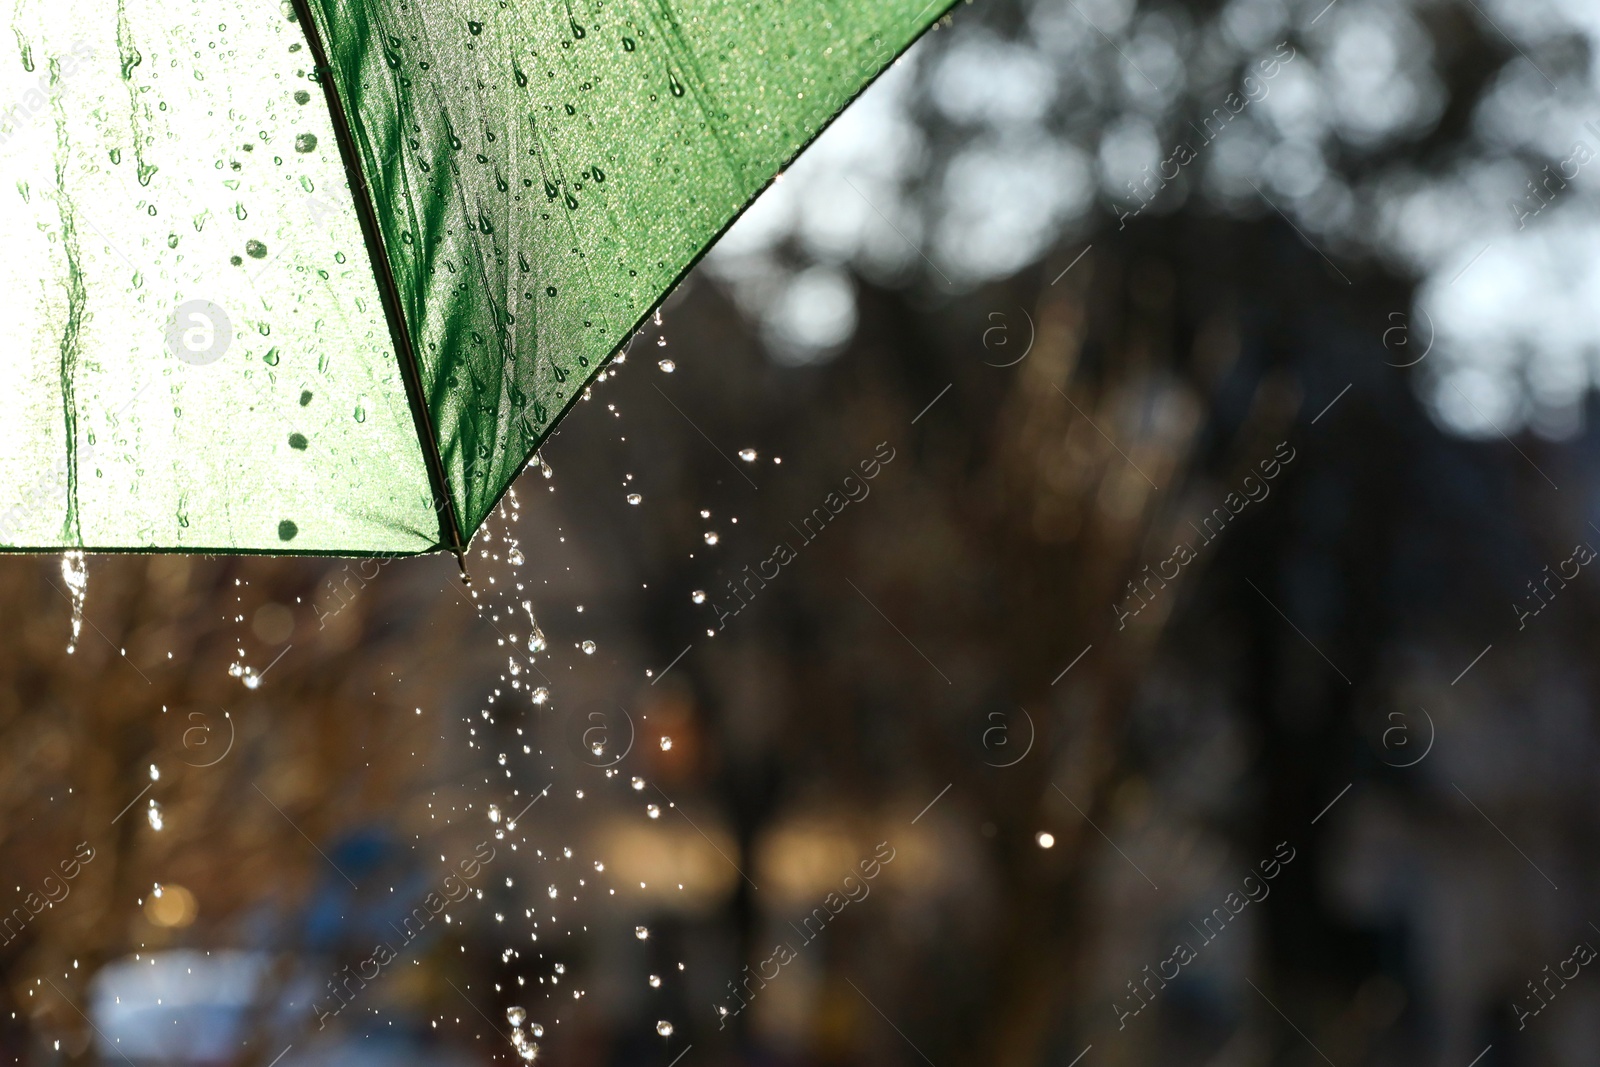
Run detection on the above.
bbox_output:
[0,0,950,566]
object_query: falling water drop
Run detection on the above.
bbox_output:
[61,551,87,654]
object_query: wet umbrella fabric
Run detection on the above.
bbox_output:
[0,0,950,557]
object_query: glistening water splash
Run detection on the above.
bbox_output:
[61,550,86,653]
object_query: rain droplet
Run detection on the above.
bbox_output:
[738,448,757,462]
[581,640,596,654]
[631,776,645,790]
[657,1021,674,1037]
[531,1023,544,1037]
[657,359,674,372]
[636,925,650,939]
[648,975,661,988]
[659,736,673,751]
[626,493,642,505]
[508,547,525,566]
[294,132,318,153]
[548,884,558,899]
[488,804,502,824]
[61,551,87,654]
[147,799,164,831]
[507,1006,526,1026]
[532,687,550,705]
[646,803,660,819]
[703,532,718,545]
[691,590,706,604]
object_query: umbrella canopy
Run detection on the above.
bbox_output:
[0,0,950,559]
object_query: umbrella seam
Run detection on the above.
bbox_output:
[290,0,470,575]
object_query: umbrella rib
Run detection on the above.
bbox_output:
[291,0,470,576]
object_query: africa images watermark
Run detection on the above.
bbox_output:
[1513,539,1594,631]
[309,840,496,1029]
[712,841,897,1028]
[0,40,96,147]
[1114,840,1296,1030]
[0,842,96,946]
[1115,440,1297,629]
[1117,41,1297,230]
[1514,934,1597,1031]
[701,441,898,631]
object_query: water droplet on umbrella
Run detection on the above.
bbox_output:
[488,804,502,824]
[147,799,164,830]
[622,36,635,51]
[508,547,525,565]
[548,884,558,898]
[738,448,757,462]
[657,1021,674,1036]
[703,532,718,545]
[245,239,267,259]
[659,736,672,751]
[658,359,674,372]
[530,1023,544,1037]
[507,1006,526,1026]
[294,133,318,153]
[691,590,705,604]
[532,687,550,704]
[581,640,596,654]
[648,975,661,988]
[626,493,642,505]
[646,803,660,819]
[636,925,649,939]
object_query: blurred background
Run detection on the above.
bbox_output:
[5,0,1600,1063]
